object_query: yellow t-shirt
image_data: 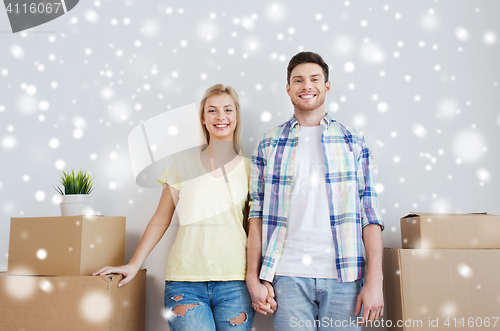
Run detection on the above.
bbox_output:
[157,151,250,281]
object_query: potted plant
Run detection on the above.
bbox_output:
[54,169,95,216]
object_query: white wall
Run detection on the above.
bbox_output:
[1,1,499,330]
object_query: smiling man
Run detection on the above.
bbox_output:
[246,52,385,330]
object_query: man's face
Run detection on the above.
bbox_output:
[286,63,330,112]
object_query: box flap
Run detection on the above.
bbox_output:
[402,212,492,218]
[401,213,500,249]
[0,272,146,330]
[383,248,404,331]
[81,216,126,276]
[108,269,147,331]
[0,273,111,330]
[401,213,419,219]
[399,249,500,327]
[8,216,83,276]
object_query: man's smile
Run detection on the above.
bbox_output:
[299,93,317,99]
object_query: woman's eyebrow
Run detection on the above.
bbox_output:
[207,104,233,108]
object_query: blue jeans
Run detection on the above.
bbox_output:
[272,276,364,331]
[164,280,255,331]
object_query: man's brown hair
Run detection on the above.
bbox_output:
[287,52,329,84]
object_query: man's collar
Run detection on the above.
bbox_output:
[288,112,333,129]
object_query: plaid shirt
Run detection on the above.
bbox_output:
[249,113,384,283]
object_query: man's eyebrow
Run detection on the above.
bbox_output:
[291,74,323,79]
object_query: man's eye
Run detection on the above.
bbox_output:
[295,80,302,83]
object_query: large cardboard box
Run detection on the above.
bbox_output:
[0,269,146,331]
[400,212,500,249]
[8,216,126,276]
[383,248,500,331]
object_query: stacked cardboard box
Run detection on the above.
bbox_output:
[1,215,146,331]
[383,213,500,331]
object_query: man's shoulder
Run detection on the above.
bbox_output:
[329,119,364,145]
[257,120,290,144]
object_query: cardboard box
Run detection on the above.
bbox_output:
[400,212,500,249]
[0,269,146,331]
[8,216,126,276]
[383,248,500,331]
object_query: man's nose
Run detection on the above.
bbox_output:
[303,79,313,90]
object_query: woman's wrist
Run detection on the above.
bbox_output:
[246,274,261,286]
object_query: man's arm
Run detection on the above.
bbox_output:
[354,135,385,325]
[246,137,277,315]
[246,217,276,315]
[355,224,384,325]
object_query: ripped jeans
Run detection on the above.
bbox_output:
[164,280,255,331]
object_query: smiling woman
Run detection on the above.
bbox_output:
[199,84,242,149]
[93,83,255,331]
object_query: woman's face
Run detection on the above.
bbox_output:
[202,93,237,142]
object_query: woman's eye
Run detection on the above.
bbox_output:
[225,109,232,112]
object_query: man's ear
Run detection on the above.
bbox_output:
[325,81,331,95]
[286,83,290,96]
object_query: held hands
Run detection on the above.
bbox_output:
[247,279,277,315]
[92,264,139,288]
[354,279,384,326]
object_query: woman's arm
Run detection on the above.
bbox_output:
[93,185,177,287]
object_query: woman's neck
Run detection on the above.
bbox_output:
[202,141,239,170]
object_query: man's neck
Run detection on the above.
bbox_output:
[293,106,326,127]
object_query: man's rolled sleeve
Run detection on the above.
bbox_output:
[248,140,266,219]
[357,136,384,230]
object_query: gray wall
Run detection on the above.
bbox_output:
[1,1,499,330]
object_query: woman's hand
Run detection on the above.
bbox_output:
[93,264,139,288]
[246,278,277,315]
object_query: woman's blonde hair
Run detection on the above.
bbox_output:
[199,84,242,149]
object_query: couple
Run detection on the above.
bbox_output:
[94,51,385,331]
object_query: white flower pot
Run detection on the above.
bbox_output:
[60,194,91,216]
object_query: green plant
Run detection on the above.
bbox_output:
[54,169,96,195]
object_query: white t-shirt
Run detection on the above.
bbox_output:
[275,125,338,279]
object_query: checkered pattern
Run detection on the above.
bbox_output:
[249,113,384,283]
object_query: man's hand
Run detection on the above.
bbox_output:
[354,279,384,326]
[247,279,277,315]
